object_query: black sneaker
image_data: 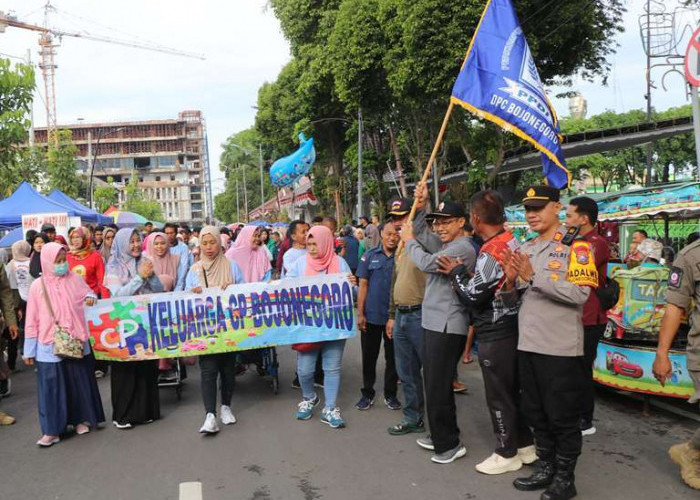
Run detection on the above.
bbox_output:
[384,396,402,410]
[355,395,374,410]
[388,420,425,436]
[313,377,324,388]
[0,379,10,398]
[291,376,301,389]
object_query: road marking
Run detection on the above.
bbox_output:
[179,482,203,500]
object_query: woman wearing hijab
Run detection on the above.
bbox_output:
[29,233,50,279]
[23,242,105,447]
[105,228,164,429]
[143,232,179,292]
[186,226,245,434]
[143,231,181,377]
[286,225,355,429]
[99,227,116,265]
[4,241,33,371]
[67,227,111,299]
[225,225,273,283]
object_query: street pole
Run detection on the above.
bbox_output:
[27,49,34,148]
[645,0,653,186]
[236,176,240,223]
[357,108,363,219]
[690,84,700,181]
[259,144,264,216]
[242,165,249,222]
[87,131,92,206]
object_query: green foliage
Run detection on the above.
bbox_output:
[46,129,83,199]
[93,177,118,213]
[0,58,37,196]
[124,173,163,221]
[249,0,626,213]
[215,127,276,221]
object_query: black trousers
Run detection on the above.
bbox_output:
[200,352,237,415]
[479,335,533,458]
[582,324,605,426]
[519,351,586,459]
[361,323,398,399]
[423,329,466,454]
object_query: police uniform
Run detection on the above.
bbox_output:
[501,186,598,499]
[665,241,700,450]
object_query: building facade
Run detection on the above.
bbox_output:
[34,110,213,225]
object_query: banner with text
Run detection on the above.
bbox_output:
[86,274,356,362]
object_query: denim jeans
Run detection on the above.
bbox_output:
[200,352,237,415]
[392,310,424,425]
[297,339,346,410]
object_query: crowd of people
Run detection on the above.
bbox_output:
[0,182,698,498]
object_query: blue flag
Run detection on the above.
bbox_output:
[451,0,570,189]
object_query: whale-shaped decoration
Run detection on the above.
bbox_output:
[269,133,316,187]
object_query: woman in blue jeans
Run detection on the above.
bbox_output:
[286,225,356,428]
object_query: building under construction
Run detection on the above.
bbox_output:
[34,110,213,225]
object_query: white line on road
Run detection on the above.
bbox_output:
[179,482,203,500]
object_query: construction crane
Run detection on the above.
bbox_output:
[0,1,205,147]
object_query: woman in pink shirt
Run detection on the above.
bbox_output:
[23,242,105,447]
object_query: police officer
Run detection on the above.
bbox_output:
[501,186,597,500]
[653,241,700,490]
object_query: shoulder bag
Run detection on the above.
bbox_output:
[41,278,84,359]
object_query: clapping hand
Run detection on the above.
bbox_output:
[436,255,462,275]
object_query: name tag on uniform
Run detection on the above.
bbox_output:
[566,240,598,287]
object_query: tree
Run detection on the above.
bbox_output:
[93,176,118,213]
[46,129,83,198]
[0,58,37,196]
[251,0,627,213]
[124,173,163,221]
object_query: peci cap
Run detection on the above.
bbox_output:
[426,200,467,220]
[41,223,56,233]
[388,198,413,217]
[522,185,560,208]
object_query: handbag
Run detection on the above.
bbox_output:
[292,342,322,353]
[595,276,620,311]
[41,278,84,359]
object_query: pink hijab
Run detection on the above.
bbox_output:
[40,242,93,342]
[225,225,271,282]
[305,226,340,276]
[143,233,179,291]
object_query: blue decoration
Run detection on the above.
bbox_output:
[269,133,316,187]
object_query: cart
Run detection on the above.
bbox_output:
[236,347,280,394]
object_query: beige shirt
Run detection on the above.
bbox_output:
[500,226,590,356]
[665,239,700,371]
[389,251,427,318]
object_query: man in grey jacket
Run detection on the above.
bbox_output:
[400,184,476,464]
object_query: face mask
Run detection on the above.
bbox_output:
[54,262,69,276]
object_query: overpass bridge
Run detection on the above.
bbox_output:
[385,115,694,187]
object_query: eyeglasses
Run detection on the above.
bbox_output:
[431,218,457,228]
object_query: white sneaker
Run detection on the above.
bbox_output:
[199,413,220,434]
[220,405,237,425]
[581,425,597,436]
[475,453,523,475]
[517,445,538,465]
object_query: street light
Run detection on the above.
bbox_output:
[88,126,127,209]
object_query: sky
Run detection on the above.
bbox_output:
[0,0,694,199]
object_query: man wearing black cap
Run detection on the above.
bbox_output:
[386,198,428,437]
[501,186,598,500]
[400,183,476,464]
[41,224,56,243]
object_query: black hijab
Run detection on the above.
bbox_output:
[29,232,50,278]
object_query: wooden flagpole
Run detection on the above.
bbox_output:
[397,101,455,255]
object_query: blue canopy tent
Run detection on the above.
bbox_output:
[47,189,114,225]
[0,227,23,248]
[0,182,84,230]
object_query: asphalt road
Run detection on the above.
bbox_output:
[1,334,698,500]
